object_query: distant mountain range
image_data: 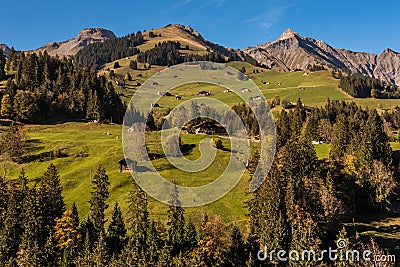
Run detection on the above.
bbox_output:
[243,28,400,86]
[1,25,399,85]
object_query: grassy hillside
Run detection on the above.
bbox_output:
[5,122,250,225]
[103,60,400,111]
[138,25,209,54]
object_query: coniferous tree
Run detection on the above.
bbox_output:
[0,50,6,80]
[226,225,246,266]
[128,176,149,251]
[91,232,110,267]
[147,220,163,263]
[0,94,13,118]
[0,170,28,262]
[166,184,186,257]
[107,202,127,255]
[117,238,140,266]
[276,110,291,148]
[129,60,138,70]
[329,114,350,163]
[42,163,65,223]
[89,165,110,241]
[184,220,197,253]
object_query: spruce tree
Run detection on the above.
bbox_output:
[226,225,246,266]
[42,163,65,223]
[107,202,127,255]
[276,110,291,148]
[91,232,110,267]
[0,94,13,119]
[166,184,186,257]
[89,164,110,241]
[0,170,28,262]
[128,176,149,250]
[147,220,163,263]
[184,220,197,253]
[129,60,138,70]
[0,50,6,80]
[329,114,350,163]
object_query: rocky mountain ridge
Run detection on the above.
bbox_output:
[29,28,116,57]
[244,28,400,85]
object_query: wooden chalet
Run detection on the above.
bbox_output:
[118,158,137,172]
[193,121,227,135]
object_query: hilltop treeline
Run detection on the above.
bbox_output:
[137,41,183,66]
[0,98,396,266]
[137,41,228,66]
[3,51,125,122]
[339,73,400,98]
[74,31,144,69]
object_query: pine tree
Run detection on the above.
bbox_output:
[276,110,291,148]
[117,238,140,266]
[128,176,149,250]
[363,110,392,166]
[20,186,47,248]
[86,90,101,120]
[89,164,110,241]
[42,163,65,223]
[71,202,79,226]
[0,170,28,262]
[13,91,39,122]
[0,94,13,118]
[91,232,110,267]
[0,50,6,80]
[329,114,350,163]
[184,220,197,253]
[226,225,246,266]
[107,202,127,255]
[166,184,186,257]
[129,60,138,70]
[248,163,289,251]
[147,220,163,263]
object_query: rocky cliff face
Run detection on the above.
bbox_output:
[169,24,231,56]
[244,29,400,85]
[31,28,116,57]
[374,48,400,86]
[0,44,11,56]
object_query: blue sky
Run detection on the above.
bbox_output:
[1,0,399,54]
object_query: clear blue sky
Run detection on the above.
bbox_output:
[1,0,399,54]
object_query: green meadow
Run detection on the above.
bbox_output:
[5,123,249,225]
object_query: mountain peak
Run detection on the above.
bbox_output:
[279,28,298,40]
[0,44,11,56]
[168,24,203,39]
[382,47,398,54]
[78,28,116,39]
[32,28,116,56]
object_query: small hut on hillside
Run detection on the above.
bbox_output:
[193,121,227,135]
[118,158,137,172]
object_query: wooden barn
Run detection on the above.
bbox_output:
[118,158,137,172]
[193,121,227,135]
